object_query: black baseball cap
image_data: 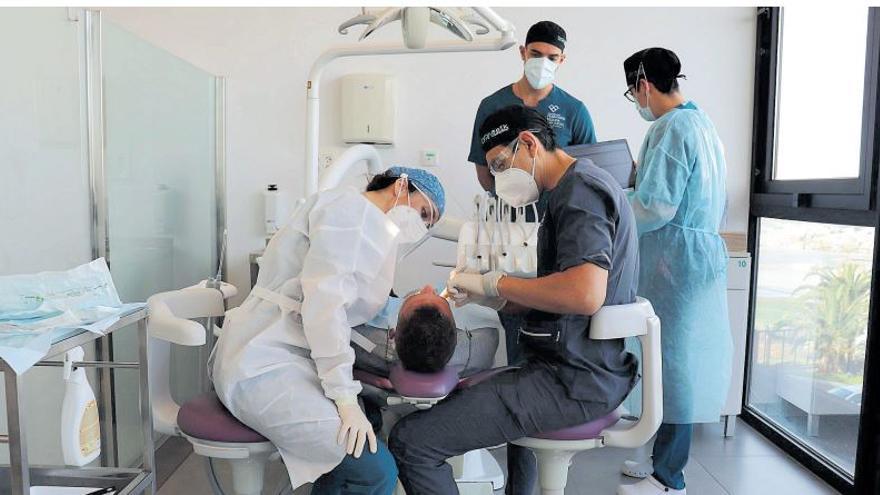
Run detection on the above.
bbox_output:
[479,105,553,153]
[624,47,683,88]
[525,21,567,52]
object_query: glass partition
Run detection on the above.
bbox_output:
[0,7,91,467]
[102,20,221,467]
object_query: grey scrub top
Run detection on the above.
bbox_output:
[522,159,640,407]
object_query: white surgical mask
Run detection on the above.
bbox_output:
[494,141,540,207]
[387,177,431,245]
[524,57,557,90]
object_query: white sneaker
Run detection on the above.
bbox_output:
[621,459,654,479]
[617,476,686,495]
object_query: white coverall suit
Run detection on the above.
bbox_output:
[212,186,400,489]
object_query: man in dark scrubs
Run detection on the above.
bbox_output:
[390,106,639,495]
[467,22,601,488]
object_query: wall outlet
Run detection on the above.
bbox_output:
[420,149,439,167]
[319,147,344,171]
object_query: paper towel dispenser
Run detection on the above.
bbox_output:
[340,74,396,145]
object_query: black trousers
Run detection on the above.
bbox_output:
[498,312,536,495]
[388,361,610,495]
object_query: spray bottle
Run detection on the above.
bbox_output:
[61,346,101,466]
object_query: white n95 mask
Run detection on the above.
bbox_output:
[494,140,540,207]
[387,176,431,245]
[524,57,558,90]
[388,206,428,244]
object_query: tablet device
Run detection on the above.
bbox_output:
[564,139,634,189]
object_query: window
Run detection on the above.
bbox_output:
[748,219,873,475]
[774,8,868,181]
[751,7,879,217]
[746,7,880,493]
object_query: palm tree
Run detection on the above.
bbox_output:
[794,263,871,376]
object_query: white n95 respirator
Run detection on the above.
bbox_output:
[524,57,558,90]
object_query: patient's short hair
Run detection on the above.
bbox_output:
[395,306,456,373]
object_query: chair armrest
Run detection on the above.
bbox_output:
[590,297,655,340]
[147,288,228,346]
[603,315,663,448]
[185,280,238,300]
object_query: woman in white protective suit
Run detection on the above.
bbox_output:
[211,166,445,494]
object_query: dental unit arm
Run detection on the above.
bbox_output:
[305,7,516,197]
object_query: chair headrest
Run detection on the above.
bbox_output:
[389,364,460,398]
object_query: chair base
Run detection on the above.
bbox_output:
[511,438,604,495]
[392,448,503,495]
[450,448,504,490]
[184,435,276,495]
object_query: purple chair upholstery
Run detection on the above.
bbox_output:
[457,366,519,389]
[389,364,459,398]
[177,393,268,443]
[354,369,394,390]
[531,409,621,441]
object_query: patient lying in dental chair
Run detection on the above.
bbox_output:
[352,285,499,378]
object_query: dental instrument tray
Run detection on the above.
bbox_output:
[564,139,634,189]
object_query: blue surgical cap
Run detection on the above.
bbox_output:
[386,166,446,218]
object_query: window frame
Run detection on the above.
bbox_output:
[743,7,880,494]
[751,7,880,219]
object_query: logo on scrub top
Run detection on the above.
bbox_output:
[548,104,560,112]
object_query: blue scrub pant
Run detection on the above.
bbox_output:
[312,440,398,495]
[652,423,692,490]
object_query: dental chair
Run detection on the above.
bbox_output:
[149,283,509,495]
[511,297,663,495]
[147,284,281,495]
[355,365,516,495]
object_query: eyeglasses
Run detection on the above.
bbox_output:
[488,149,515,175]
[625,61,651,103]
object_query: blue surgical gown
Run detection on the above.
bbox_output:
[627,101,733,424]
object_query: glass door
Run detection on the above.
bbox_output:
[101,19,223,467]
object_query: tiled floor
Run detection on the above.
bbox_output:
[157,418,840,494]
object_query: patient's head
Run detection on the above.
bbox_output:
[393,285,456,373]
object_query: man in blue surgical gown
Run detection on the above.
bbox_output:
[617,48,733,495]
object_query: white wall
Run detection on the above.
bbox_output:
[102,7,757,300]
